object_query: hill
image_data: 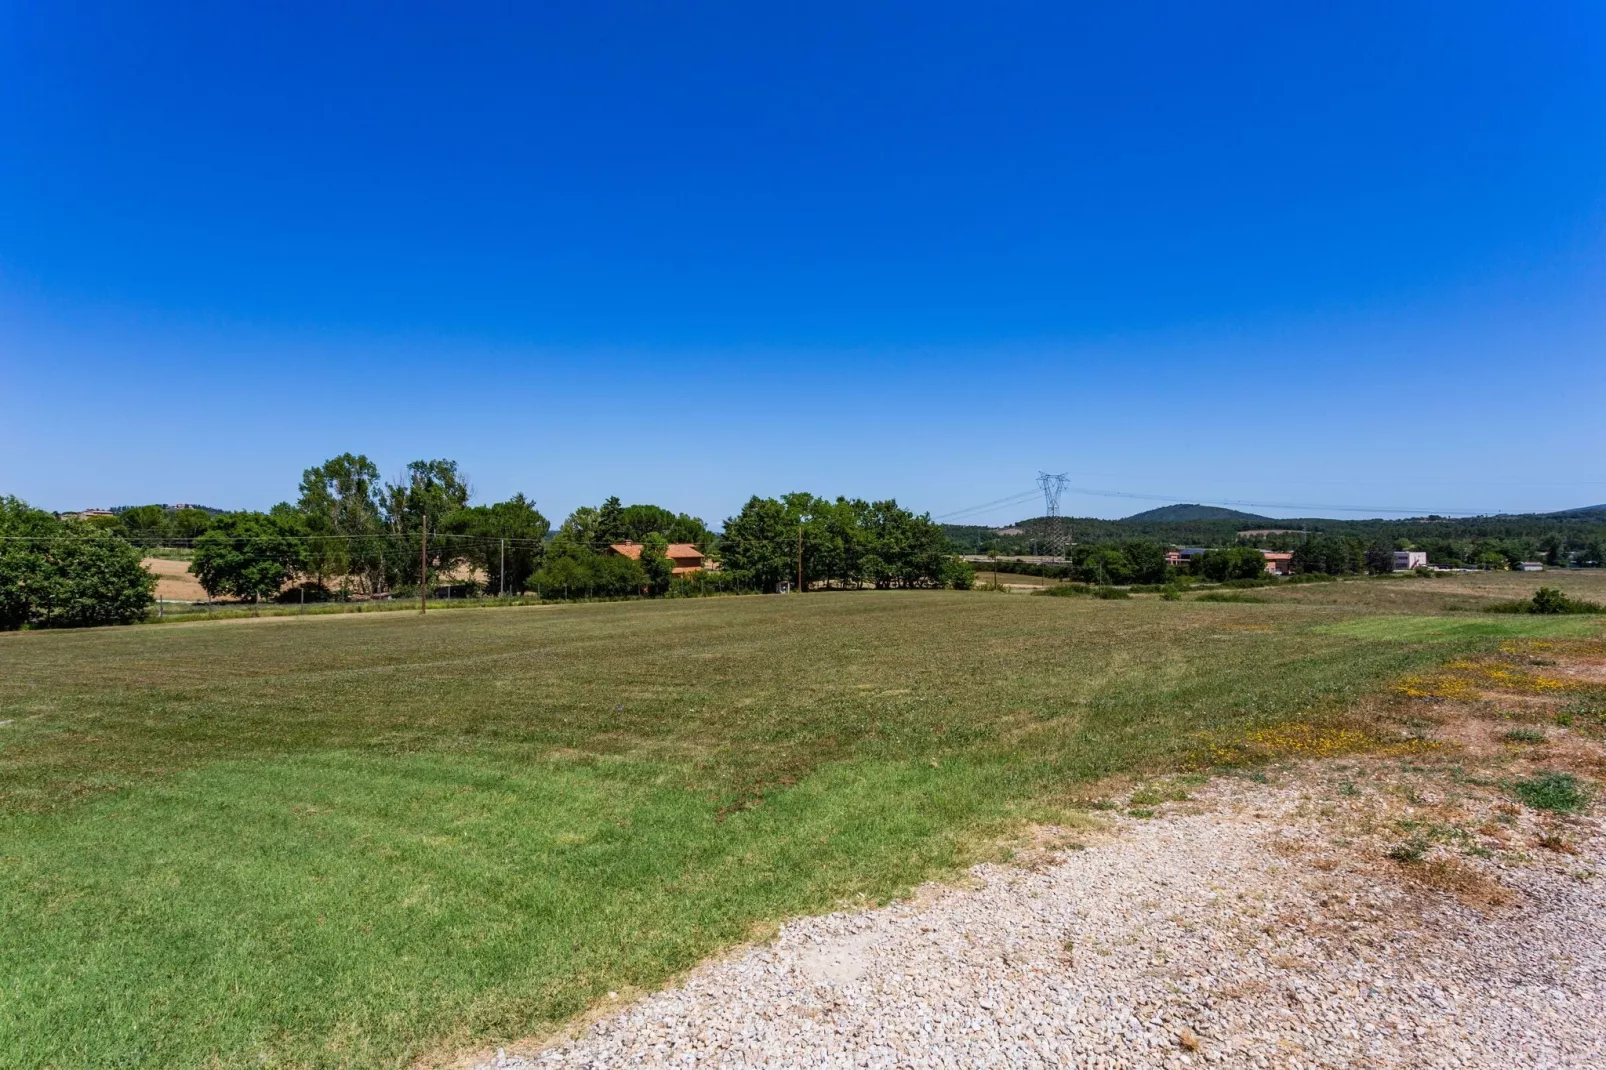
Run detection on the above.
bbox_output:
[1120,504,1273,524]
[1546,505,1606,519]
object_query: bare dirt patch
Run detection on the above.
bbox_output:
[141,556,209,601]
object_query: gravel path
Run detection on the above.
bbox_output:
[482,769,1606,1068]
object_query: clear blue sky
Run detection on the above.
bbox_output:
[3,2,1604,525]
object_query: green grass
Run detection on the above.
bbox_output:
[1512,771,1587,812]
[1,591,1592,1068]
[1317,614,1602,642]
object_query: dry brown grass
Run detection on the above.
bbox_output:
[1401,857,1514,910]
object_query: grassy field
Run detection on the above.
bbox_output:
[2,576,1603,1068]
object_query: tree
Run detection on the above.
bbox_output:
[618,503,714,547]
[29,526,157,626]
[456,494,550,594]
[190,511,308,602]
[594,496,629,550]
[383,459,471,588]
[170,508,214,540]
[298,453,386,591]
[638,532,675,595]
[0,500,155,629]
[1120,540,1171,584]
[724,493,962,592]
[528,543,646,599]
[1080,545,1133,585]
[553,507,600,554]
[115,505,171,547]
[1196,545,1268,581]
[1291,534,1364,576]
[720,496,797,591]
[529,550,590,600]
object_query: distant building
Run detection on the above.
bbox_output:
[1517,561,1545,572]
[1393,551,1429,571]
[992,527,1025,536]
[608,541,708,575]
[61,508,115,520]
[1261,550,1294,575]
[1166,547,1210,568]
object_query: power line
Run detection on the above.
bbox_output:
[931,489,1042,522]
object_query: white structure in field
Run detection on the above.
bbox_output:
[1393,550,1429,570]
[1517,561,1545,572]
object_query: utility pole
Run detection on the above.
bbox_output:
[419,513,428,615]
[500,538,506,599]
[796,523,804,594]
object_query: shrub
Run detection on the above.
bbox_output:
[1388,838,1429,863]
[1092,586,1130,599]
[666,569,757,598]
[1035,583,1091,597]
[1512,772,1587,812]
[1284,573,1337,585]
[1485,587,1605,615]
[943,558,976,590]
[1195,592,1267,603]
[276,581,333,603]
[1501,726,1546,744]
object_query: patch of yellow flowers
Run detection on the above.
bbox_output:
[1395,657,1578,701]
[1244,722,1372,758]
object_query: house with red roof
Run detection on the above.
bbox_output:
[607,541,709,575]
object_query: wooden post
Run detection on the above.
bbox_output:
[796,524,803,594]
[420,513,428,615]
[500,538,506,599]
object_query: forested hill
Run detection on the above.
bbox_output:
[1119,504,1272,524]
[943,509,1606,559]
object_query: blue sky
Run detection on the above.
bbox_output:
[3,2,1604,526]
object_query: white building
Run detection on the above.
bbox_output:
[1393,550,1428,570]
[1517,561,1545,572]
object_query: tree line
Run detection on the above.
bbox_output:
[952,513,1606,568]
[3,456,973,628]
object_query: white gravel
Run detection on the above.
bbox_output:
[481,771,1606,1069]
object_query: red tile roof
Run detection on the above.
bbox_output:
[608,542,705,562]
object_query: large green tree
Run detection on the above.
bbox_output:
[0,499,155,629]
[720,496,797,591]
[617,503,714,547]
[298,453,387,591]
[383,459,471,588]
[190,511,308,602]
[724,493,962,592]
[454,494,550,595]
